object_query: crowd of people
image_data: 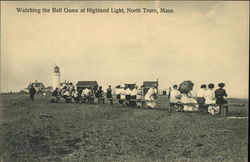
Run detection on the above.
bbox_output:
[29,81,228,115]
[48,83,159,109]
[169,82,228,115]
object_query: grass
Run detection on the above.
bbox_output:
[0,93,248,162]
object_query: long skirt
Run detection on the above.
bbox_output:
[216,98,228,114]
[145,94,156,108]
[146,101,156,108]
[216,97,228,106]
[30,94,35,102]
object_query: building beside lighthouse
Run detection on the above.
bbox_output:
[52,66,60,90]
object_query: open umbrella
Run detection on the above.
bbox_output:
[178,80,194,94]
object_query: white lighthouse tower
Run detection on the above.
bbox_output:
[52,66,60,90]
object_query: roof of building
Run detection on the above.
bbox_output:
[143,81,158,87]
[125,83,136,86]
[76,81,98,87]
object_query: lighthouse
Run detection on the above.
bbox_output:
[52,66,60,90]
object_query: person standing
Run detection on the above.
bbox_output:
[153,84,158,100]
[29,85,36,102]
[167,87,172,99]
[215,83,228,114]
[96,86,105,104]
[196,84,207,112]
[145,86,157,109]
[106,85,113,105]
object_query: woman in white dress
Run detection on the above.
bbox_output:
[205,83,220,115]
[120,85,126,106]
[180,92,198,111]
[136,86,143,108]
[145,85,157,108]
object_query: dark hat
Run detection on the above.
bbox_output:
[208,83,214,89]
[201,84,206,88]
[218,83,225,88]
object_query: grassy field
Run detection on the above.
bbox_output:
[0,93,248,162]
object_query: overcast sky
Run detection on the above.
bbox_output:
[1,1,249,98]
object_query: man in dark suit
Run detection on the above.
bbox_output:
[96,86,105,104]
[106,85,113,105]
[29,85,36,102]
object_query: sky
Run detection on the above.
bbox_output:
[1,1,249,98]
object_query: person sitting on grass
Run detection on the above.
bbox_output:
[96,86,105,104]
[215,82,228,114]
[167,87,172,99]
